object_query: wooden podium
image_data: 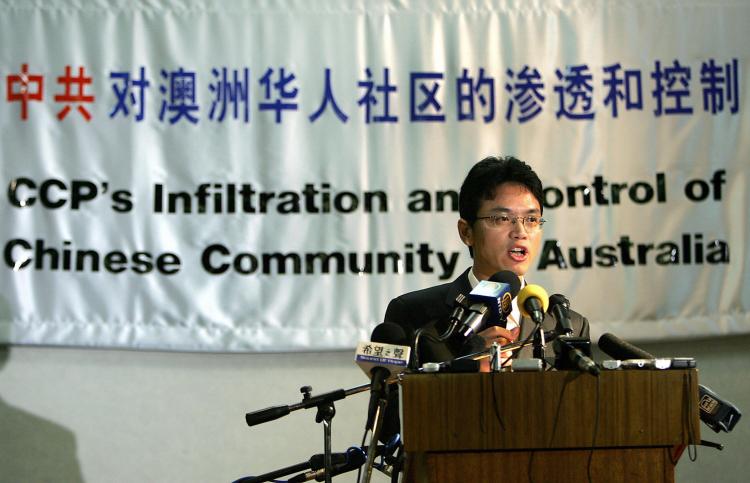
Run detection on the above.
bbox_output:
[400,370,700,483]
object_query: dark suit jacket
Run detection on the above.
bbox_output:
[384,267,590,366]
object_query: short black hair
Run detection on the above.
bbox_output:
[458,155,544,224]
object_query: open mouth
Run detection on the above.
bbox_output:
[509,247,527,260]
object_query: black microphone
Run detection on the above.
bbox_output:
[288,447,367,482]
[232,450,353,483]
[554,336,600,376]
[308,452,348,470]
[362,323,409,431]
[598,332,655,360]
[441,293,468,339]
[548,293,573,335]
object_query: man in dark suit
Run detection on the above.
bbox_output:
[384,155,589,368]
[378,157,590,458]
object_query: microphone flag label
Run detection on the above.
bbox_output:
[355,341,411,377]
[469,280,514,318]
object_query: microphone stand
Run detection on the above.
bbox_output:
[437,329,564,371]
[532,322,546,361]
[316,392,335,483]
[244,383,370,483]
[359,385,389,483]
[233,460,312,483]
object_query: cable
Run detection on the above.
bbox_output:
[685,372,698,462]
[490,371,507,431]
[585,375,601,483]
[412,326,442,370]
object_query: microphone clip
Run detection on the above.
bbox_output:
[553,336,599,376]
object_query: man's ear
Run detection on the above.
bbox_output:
[457,218,473,247]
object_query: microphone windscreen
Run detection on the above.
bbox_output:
[370,322,409,346]
[548,293,569,310]
[489,270,522,298]
[598,333,655,360]
[517,283,550,316]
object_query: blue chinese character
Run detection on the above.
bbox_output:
[554,64,595,120]
[456,68,495,122]
[410,72,445,122]
[701,58,739,115]
[602,63,643,118]
[158,68,199,124]
[505,66,545,123]
[109,67,150,121]
[258,67,299,123]
[357,68,398,123]
[309,68,348,123]
[651,60,693,116]
[208,67,250,123]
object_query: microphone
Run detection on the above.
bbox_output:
[356,324,410,483]
[440,293,468,339]
[485,270,522,327]
[455,270,521,342]
[554,337,599,376]
[355,323,410,431]
[517,284,549,325]
[546,294,597,375]
[288,447,367,482]
[598,332,655,360]
[307,451,349,470]
[548,293,573,335]
[699,384,742,433]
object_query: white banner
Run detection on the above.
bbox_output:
[1,0,748,351]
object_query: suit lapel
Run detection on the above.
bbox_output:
[443,267,472,308]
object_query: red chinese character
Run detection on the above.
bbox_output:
[54,65,95,121]
[6,64,44,120]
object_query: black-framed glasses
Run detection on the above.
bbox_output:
[475,214,546,231]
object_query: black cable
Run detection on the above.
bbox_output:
[685,372,698,462]
[528,372,574,483]
[412,326,444,369]
[490,371,506,431]
[585,375,601,483]
[546,373,573,448]
[356,416,369,483]
[527,449,536,483]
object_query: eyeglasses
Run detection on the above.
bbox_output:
[475,214,546,231]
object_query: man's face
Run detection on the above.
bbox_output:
[457,182,543,281]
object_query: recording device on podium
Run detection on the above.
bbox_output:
[597,332,742,435]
